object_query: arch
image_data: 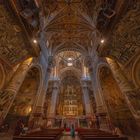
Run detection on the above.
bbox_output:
[94,63,110,111]
[28,64,43,95]
[5,64,43,126]
[26,64,44,112]
[0,63,5,90]
[97,64,136,133]
[53,42,88,56]
[55,47,84,56]
[59,66,81,80]
[132,55,140,88]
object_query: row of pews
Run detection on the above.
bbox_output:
[77,129,128,140]
[13,128,64,140]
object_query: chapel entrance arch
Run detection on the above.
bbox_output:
[98,66,136,134]
[4,66,41,131]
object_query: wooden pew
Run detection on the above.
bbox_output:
[13,128,63,140]
[78,129,128,140]
[80,137,128,140]
[13,136,55,140]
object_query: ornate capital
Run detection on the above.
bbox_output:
[52,80,59,90]
[81,80,88,89]
[84,56,92,67]
[48,56,55,68]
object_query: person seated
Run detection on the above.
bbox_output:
[21,125,28,135]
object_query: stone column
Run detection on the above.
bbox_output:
[82,81,92,116]
[49,81,59,118]
[86,55,106,114]
[106,58,140,119]
[0,58,32,124]
[28,66,51,129]
[87,56,109,129]
[89,65,106,114]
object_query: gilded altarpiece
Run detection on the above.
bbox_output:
[58,86,83,117]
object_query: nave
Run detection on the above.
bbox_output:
[11,128,128,140]
[0,0,140,140]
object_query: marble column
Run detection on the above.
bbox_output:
[82,81,92,116]
[49,81,59,118]
[0,58,32,124]
[106,58,140,119]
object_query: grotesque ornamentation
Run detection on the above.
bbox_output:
[0,5,30,66]
[97,1,140,65]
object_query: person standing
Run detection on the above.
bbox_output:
[70,124,75,138]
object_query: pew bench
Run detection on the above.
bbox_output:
[13,136,55,140]
[13,128,63,140]
[80,137,128,140]
[78,129,128,140]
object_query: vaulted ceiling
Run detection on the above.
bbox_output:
[41,0,100,54]
[0,0,139,68]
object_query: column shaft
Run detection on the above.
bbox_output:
[49,81,59,117]
[28,66,52,129]
[82,82,92,116]
[89,67,106,113]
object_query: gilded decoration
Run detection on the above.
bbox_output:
[110,2,140,64]
[99,67,136,133]
[0,0,140,136]
[42,0,99,54]
[0,5,30,66]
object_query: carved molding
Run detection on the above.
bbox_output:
[132,55,140,88]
